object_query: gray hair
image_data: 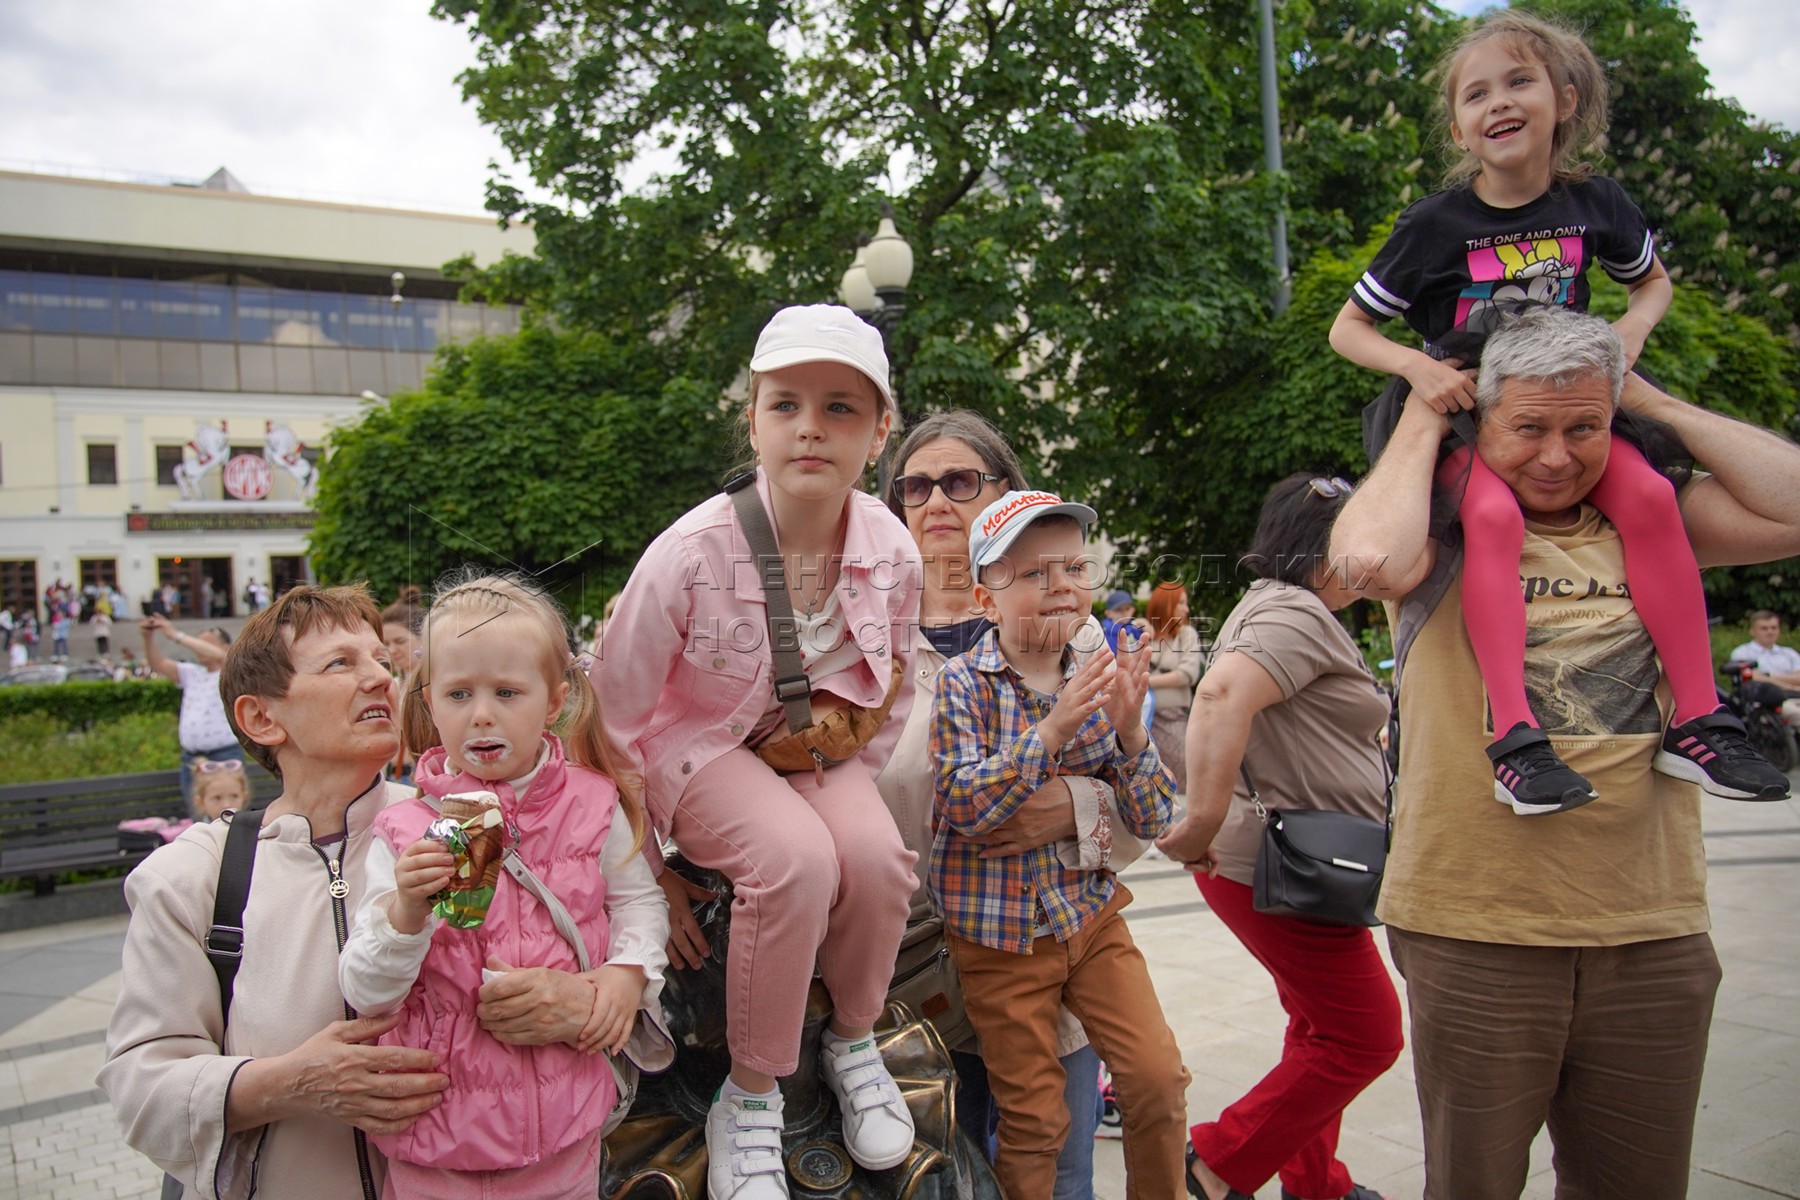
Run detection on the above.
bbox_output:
[1475,306,1626,417]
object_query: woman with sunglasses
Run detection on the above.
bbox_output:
[1156,473,1400,1200]
[878,410,1144,1200]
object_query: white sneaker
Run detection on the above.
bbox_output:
[820,1034,914,1171]
[706,1090,789,1200]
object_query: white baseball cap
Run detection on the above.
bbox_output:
[750,304,893,411]
[969,490,1099,571]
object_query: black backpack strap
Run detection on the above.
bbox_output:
[724,473,813,736]
[205,796,273,1024]
[1391,540,1463,690]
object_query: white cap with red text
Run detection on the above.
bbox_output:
[969,490,1099,571]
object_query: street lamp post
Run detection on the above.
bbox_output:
[839,203,915,432]
[1257,0,1291,314]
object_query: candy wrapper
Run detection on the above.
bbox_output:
[428,791,507,929]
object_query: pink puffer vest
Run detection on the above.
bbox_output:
[371,734,618,1171]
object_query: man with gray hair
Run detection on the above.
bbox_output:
[1330,304,1800,1200]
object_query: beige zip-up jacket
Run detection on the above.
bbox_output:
[100,779,410,1200]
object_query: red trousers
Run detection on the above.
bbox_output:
[1189,876,1403,1199]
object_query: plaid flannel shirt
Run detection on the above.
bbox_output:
[930,627,1177,953]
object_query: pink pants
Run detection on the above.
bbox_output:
[672,746,917,1076]
[382,1130,598,1200]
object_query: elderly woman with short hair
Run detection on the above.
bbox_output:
[104,585,444,1199]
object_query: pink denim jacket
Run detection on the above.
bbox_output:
[592,471,922,833]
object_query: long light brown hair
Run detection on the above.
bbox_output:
[1439,9,1609,188]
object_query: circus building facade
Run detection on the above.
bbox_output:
[0,166,530,619]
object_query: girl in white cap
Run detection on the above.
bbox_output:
[593,305,923,1199]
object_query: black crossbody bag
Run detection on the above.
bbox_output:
[1244,754,1393,928]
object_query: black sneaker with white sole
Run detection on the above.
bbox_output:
[1486,722,1598,816]
[1654,711,1792,800]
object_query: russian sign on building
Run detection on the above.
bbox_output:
[127,511,316,533]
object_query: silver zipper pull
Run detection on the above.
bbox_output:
[327,856,349,899]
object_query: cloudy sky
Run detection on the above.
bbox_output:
[0,0,1790,217]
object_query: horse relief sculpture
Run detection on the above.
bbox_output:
[172,421,230,500]
[262,420,317,499]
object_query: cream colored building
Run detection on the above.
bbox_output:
[0,168,531,620]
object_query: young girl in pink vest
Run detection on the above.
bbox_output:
[339,572,669,1200]
[595,305,923,1200]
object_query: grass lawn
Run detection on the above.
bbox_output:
[0,711,180,786]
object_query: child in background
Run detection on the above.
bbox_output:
[931,489,1188,1200]
[339,572,668,1200]
[50,608,71,662]
[188,757,249,822]
[1329,9,1789,812]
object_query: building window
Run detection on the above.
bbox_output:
[155,444,185,486]
[0,559,38,618]
[80,558,119,591]
[87,443,118,486]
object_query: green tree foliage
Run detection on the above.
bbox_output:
[430,0,1472,578]
[429,0,1796,613]
[0,677,175,725]
[1529,0,1800,342]
[308,327,727,611]
[437,0,1301,444]
[1271,0,1464,250]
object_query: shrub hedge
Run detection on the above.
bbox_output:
[0,678,179,727]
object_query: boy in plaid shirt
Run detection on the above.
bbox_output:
[931,490,1190,1200]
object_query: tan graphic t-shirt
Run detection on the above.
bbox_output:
[1378,505,1708,945]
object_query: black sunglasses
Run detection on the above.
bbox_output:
[893,468,1006,508]
[1308,477,1354,499]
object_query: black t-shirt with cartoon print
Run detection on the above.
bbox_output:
[1349,176,1658,346]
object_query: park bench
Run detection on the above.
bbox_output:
[0,767,279,895]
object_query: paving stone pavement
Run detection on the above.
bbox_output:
[2,796,1797,1199]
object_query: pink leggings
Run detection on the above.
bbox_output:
[671,746,917,1076]
[1446,439,1715,735]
